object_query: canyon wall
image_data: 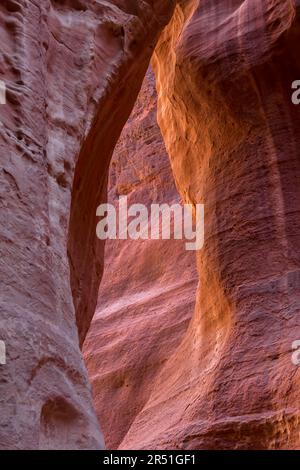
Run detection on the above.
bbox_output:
[1,0,300,451]
[83,68,198,449]
[118,0,300,449]
[0,0,175,449]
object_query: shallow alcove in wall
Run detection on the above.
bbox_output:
[82,67,198,450]
[39,397,79,450]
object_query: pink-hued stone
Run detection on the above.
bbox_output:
[0,0,174,449]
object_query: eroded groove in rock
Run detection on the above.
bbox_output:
[119,0,300,450]
[0,0,175,449]
[83,67,198,449]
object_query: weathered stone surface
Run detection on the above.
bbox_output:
[119,0,300,450]
[1,0,300,451]
[83,68,198,449]
[0,0,174,449]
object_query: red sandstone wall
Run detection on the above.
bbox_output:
[119,0,300,450]
[0,0,174,449]
[1,0,300,451]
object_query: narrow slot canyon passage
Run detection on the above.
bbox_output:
[83,68,198,449]
[83,0,300,450]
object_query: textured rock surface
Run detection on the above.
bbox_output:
[118,0,300,450]
[0,0,174,449]
[1,0,300,451]
[83,68,198,449]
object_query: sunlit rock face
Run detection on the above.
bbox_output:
[118,0,300,450]
[83,67,198,449]
[0,0,174,449]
